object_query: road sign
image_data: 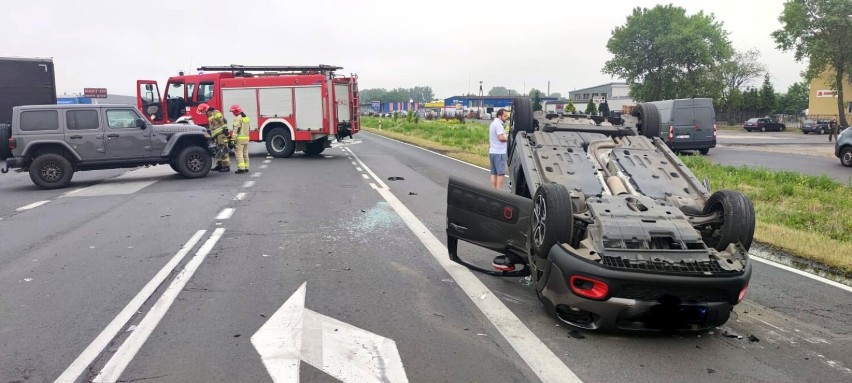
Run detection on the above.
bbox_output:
[592,96,605,104]
[252,283,409,383]
[84,88,108,98]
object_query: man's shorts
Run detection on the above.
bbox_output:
[489,153,507,175]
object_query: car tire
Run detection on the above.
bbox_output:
[780,125,786,131]
[508,97,534,162]
[761,126,766,132]
[175,146,211,179]
[0,123,11,160]
[530,183,573,259]
[169,160,179,173]
[702,190,755,251]
[633,103,661,138]
[819,128,825,135]
[841,147,852,167]
[265,128,296,158]
[698,148,710,155]
[29,153,74,189]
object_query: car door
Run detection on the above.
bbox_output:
[104,108,152,158]
[446,176,532,269]
[63,108,105,161]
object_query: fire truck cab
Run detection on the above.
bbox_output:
[136,65,360,157]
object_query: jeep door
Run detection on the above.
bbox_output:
[104,108,152,158]
[63,108,105,160]
[446,176,532,259]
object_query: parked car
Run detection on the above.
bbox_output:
[743,118,786,132]
[835,126,852,167]
[2,104,214,189]
[801,119,832,135]
[624,98,717,154]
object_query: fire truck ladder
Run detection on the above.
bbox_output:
[197,65,343,75]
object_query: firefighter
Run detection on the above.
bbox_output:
[196,103,231,172]
[229,104,251,174]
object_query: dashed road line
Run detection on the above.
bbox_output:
[243,181,256,188]
[234,192,246,201]
[356,167,363,172]
[251,172,262,178]
[15,200,50,212]
[263,159,272,164]
[215,208,235,220]
[56,230,208,383]
[361,174,369,180]
[259,164,268,169]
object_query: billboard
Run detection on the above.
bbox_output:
[84,88,108,98]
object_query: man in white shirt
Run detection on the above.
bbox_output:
[489,109,509,189]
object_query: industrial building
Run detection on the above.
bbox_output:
[568,82,635,113]
[808,70,852,119]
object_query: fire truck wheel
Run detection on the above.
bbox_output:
[266,128,296,158]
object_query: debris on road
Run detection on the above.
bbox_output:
[748,334,760,342]
[387,176,405,181]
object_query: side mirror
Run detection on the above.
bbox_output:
[145,84,153,91]
[136,119,147,129]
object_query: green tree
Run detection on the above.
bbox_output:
[718,48,767,110]
[759,74,778,114]
[603,4,733,102]
[727,87,743,113]
[599,101,611,116]
[408,86,434,103]
[488,86,521,97]
[566,100,577,113]
[773,0,852,126]
[585,99,598,115]
[742,87,761,113]
[532,90,543,111]
[549,92,562,98]
[776,81,810,114]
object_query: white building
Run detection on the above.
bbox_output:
[567,82,635,114]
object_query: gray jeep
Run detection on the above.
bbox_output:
[2,104,214,189]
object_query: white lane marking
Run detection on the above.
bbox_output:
[55,230,207,383]
[263,159,272,164]
[63,166,174,197]
[252,172,262,178]
[345,148,388,189]
[750,256,852,292]
[260,164,268,169]
[266,156,273,159]
[362,131,488,171]
[347,149,581,383]
[94,228,226,382]
[252,283,408,383]
[356,167,363,172]
[243,181,256,188]
[15,200,50,212]
[234,192,246,201]
[351,161,357,165]
[361,174,370,180]
[215,208,235,220]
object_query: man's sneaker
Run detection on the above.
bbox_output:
[219,166,230,172]
[492,255,516,272]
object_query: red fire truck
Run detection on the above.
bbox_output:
[136,65,360,157]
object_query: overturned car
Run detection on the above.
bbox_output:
[446,98,754,331]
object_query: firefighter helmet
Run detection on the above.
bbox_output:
[229,104,243,115]
[196,103,210,115]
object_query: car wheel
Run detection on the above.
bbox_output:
[746,129,751,132]
[698,148,709,155]
[780,126,786,131]
[29,153,74,189]
[509,97,533,162]
[702,190,755,251]
[265,128,296,158]
[176,146,211,178]
[802,131,808,134]
[819,128,825,135]
[761,126,766,132]
[530,183,573,259]
[841,147,852,167]
[169,160,179,173]
[633,103,661,138]
[0,123,11,160]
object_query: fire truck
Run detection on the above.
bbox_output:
[136,65,360,157]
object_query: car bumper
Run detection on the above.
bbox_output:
[540,244,751,332]
[5,157,25,169]
[668,139,716,150]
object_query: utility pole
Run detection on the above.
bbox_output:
[547,81,550,97]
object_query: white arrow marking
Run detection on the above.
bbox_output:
[252,283,408,383]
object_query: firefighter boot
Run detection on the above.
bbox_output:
[219,166,230,172]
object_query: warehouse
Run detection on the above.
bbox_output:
[568,82,635,113]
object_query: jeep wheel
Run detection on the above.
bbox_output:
[169,160,179,173]
[176,146,211,179]
[0,123,11,160]
[266,128,296,158]
[633,103,661,138]
[29,153,74,189]
[840,147,852,167]
[702,190,755,251]
[530,183,574,259]
[509,97,533,161]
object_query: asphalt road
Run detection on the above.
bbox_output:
[0,134,850,383]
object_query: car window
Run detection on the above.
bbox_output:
[66,109,100,130]
[198,82,214,102]
[106,109,141,129]
[186,83,196,101]
[746,118,759,123]
[20,110,59,131]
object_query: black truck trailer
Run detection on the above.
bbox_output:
[1,57,56,159]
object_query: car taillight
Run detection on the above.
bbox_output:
[694,122,700,130]
[668,126,674,141]
[8,137,15,150]
[738,283,748,303]
[569,275,609,300]
[713,124,717,138]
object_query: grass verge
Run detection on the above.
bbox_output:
[362,116,852,273]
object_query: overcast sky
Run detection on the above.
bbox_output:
[2,0,806,99]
